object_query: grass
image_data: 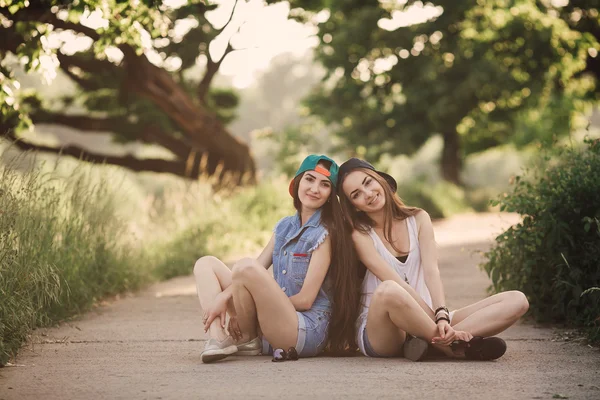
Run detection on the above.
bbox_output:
[0,161,147,365]
[0,151,293,365]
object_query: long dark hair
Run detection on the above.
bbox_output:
[291,163,362,354]
[339,167,420,255]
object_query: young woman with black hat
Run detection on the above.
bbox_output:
[337,158,529,361]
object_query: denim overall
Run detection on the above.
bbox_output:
[262,209,332,357]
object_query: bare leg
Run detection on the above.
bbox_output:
[193,256,233,341]
[231,258,299,350]
[366,281,454,357]
[451,291,529,337]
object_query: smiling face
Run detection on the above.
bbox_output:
[342,170,386,213]
[297,165,333,211]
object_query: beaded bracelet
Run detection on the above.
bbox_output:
[436,316,450,324]
[434,306,449,315]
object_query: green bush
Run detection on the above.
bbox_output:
[0,164,148,365]
[482,138,600,341]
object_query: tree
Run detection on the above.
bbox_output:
[280,0,597,184]
[0,0,256,183]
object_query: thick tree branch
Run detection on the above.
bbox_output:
[30,111,194,160]
[56,52,121,78]
[3,130,208,179]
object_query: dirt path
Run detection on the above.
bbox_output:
[1,212,599,400]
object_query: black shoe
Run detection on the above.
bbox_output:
[452,336,507,361]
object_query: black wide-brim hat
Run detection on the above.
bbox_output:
[337,158,398,193]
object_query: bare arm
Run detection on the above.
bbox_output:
[256,234,275,269]
[353,230,434,318]
[289,235,332,311]
[415,210,446,313]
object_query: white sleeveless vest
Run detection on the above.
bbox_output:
[356,215,433,354]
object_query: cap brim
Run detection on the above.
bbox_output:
[377,171,398,193]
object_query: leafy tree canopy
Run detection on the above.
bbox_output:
[276,0,599,183]
[1,0,257,183]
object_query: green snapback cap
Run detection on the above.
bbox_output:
[289,154,339,196]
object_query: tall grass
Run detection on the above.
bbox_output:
[149,177,292,279]
[0,161,147,365]
[0,152,294,365]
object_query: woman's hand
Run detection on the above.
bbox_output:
[431,320,456,346]
[227,315,243,341]
[203,291,229,332]
[454,330,473,343]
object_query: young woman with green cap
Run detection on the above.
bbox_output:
[337,158,529,361]
[193,155,360,363]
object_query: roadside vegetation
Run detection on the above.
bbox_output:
[483,138,600,343]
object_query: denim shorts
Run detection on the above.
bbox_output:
[262,308,330,357]
[363,327,389,357]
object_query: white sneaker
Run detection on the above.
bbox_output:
[201,336,238,363]
[235,337,262,356]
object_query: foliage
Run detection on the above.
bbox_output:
[275,0,599,183]
[482,138,600,342]
[0,0,256,180]
[0,159,147,365]
[151,178,292,279]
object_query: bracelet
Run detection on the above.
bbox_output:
[435,311,449,320]
[434,306,449,315]
[436,316,450,324]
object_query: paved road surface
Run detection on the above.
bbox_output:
[1,213,599,399]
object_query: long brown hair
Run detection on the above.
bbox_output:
[339,167,420,255]
[291,162,362,354]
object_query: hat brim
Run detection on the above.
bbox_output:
[376,171,398,193]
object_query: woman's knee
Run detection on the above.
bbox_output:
[193,255,220,276]
[508,290,529,317]
[231,257,262,281]
[373,280,411,308]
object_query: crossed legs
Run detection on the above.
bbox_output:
[230,258,299,351]
[451,291,529,336]
[193,256,236,341]
[194,256,301,356]
[365,281,445,356]
[365,280,529,357]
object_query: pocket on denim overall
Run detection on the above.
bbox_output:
[291,254,310,284]
[299,309,331,356]
[315,310,332,350]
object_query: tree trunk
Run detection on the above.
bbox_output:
[441,130,462,185]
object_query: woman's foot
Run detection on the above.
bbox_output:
[451,336,507,361]
[235,337,262,356]
[201,336,238,363]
